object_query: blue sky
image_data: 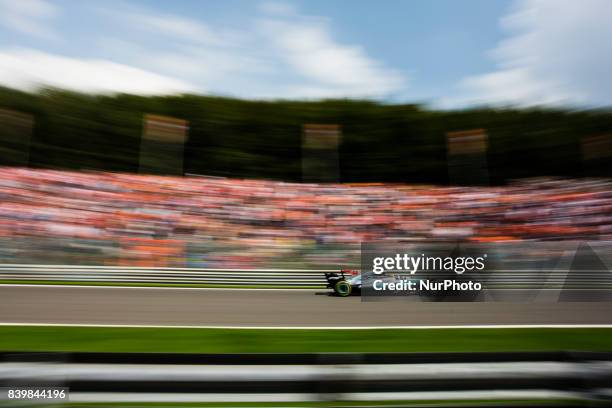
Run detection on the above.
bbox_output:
[0,0,611,107]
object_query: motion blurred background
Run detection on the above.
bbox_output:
[0,0,611,268]
[1,0,612,407]
[0,85,611,268]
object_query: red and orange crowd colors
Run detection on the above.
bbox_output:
[0,167,611,268]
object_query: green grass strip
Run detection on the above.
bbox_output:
[0,326,611,353]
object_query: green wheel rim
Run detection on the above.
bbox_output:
[335,280,352,296]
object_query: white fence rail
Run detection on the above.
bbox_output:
[3,264,607,289]
[0,264,334,287]
[1,352,611,405]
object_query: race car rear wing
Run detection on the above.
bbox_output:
[324,269,359,288]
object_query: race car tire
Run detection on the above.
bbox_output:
[334,280,352,297]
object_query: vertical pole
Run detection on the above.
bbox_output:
[139,114,189,175]
[446,128,489,185]
[301,124,341,183]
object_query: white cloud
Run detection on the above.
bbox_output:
[0,48,194,95]
[452,0,612,107]
[95,1,405,99]
[458,68,574,106]
[258,13,405,98]
[258,1,297,17]
[0,0,59,40]
[0,1,406,98]
[118,11,232,47]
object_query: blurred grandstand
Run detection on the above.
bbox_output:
[0,167,610,268]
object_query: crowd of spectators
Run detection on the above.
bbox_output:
[0,167,610,267]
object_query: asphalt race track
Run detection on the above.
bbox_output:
[1,285,612,327]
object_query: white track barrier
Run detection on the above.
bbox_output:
[0,264,335,287]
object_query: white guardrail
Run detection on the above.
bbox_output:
[1,355,611,405]
[1,264,609,289]
[0,264,335,287]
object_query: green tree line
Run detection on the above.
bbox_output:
[0,86,610,185]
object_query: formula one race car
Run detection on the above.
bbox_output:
[325,268,481,299]
[325,269,361,296]
[325,269,422,297]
